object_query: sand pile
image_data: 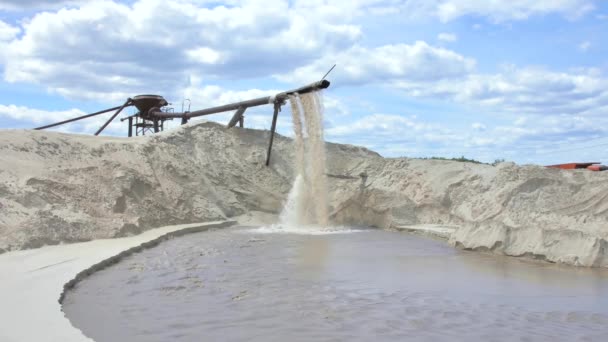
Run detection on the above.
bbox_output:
[1,121,608,267]
[331,158,608,267]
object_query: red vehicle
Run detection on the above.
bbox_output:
[546,162,608,171]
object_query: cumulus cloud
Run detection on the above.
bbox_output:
[434,0,595,22]
[471,122,486,131]
[179,77,280,110]
[0,20,19,40]
[0,0,605,162]
[326,113,432,137]
[0,0,85,11]
[0,102,142,136]
[0,104,84,124]
[0,20,19,62]
[319,107,608,164]
[0,0,599,103]
[437,32,457,42]
[395,66,608,116]
[2,0,362,101]
[276,41,476,86]
[323,113,460,155]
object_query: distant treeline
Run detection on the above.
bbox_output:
[418,156,506,166]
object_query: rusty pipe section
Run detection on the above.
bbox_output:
[153,80,330,119]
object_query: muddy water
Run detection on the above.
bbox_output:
[286,92,329,226]
[63,227,608,341]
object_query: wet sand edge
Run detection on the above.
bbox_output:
[59,220,237,304]
[0,220,235,342]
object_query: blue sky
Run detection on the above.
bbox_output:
[0,0,608,165]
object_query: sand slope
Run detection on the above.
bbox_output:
[1,121,608,266]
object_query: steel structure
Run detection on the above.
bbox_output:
[34,80,331,166]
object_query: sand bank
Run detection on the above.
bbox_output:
[1,122,608,266]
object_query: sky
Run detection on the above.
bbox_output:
[0,0,607,165]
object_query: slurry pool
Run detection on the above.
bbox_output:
[63,226,608,341]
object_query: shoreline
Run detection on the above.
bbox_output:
[0,220,235,342]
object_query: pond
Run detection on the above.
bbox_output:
[62,226,608,341]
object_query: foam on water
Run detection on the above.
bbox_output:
[244,224,367,235]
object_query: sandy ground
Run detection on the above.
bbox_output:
[1,121,608,266]
[0,220,233,342]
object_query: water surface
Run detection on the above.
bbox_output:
[63,226,608,341]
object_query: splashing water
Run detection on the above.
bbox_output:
[279,92,329,227]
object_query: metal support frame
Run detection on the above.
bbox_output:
[227,107,247,128]
[94,99,132,136]
[265,102,281,166]
[31,79,331,167]
[34,106,123,130]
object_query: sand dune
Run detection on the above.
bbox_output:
[1,121,608,266]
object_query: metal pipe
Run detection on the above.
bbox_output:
[120,113,140,122]
[34,105,123,130]
[274,80,330,101]
[155,97,270,119]
[128,117,133,137]
[153,80,330,119]
[94,99,132,136]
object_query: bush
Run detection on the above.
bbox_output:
[417,156,506,166]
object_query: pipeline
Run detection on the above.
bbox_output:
[152,80,330,119]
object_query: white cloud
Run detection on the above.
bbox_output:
[435,0,595,23]
[319,107,608,164]
[438,32,458,42]
[0,102,137,135]
[471,122,486,131]
[578,40,591,51]
[0,0,605,162]
[0,20,19,41]
[395,66,608,116]
[514,117,527,126]
[0,0,85,11]
[186,47,224,65]
[180,81,279,110]
[0,0,592,102]
[0,0,599,104]
[0,20,19,62]
[2,0,362,101]
[276,41,476,86]
[0,104,85,124]
[326,113,432,137]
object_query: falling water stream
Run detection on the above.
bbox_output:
[280,92,328,227]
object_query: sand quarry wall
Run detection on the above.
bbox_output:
[1,122,608,267]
